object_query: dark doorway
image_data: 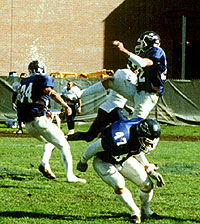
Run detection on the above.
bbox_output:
[172,41,200,79]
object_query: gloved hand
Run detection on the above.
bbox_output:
[148,170,165,187]
[77,160,88,172]
[146,163,161,172]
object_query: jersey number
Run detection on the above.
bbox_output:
[114,132,127,146]
[20,83,33,103]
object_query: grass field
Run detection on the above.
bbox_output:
[0,123,200,224]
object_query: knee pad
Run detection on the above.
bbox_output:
[140,177,153,193]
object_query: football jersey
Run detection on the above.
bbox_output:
[98,117,142,164]
[137,46,167,96]
[18,73,54,122]
[61,86,81,105]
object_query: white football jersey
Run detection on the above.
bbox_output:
[61,86,82,103]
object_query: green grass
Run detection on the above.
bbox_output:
[160,124,200,137]
[2,122,200,138]
[0,124,200,223]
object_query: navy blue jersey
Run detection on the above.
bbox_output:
[17,73,54,122]
[98,118,142,164]
[137,46,167,96]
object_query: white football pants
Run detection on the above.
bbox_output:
[93,155,153,216]
[82,69,158,119]
[25,116,75,180]
[108,69,159,119]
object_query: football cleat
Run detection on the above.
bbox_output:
[68,129,74,135]
[16,129,23,134]
[148,212,162,219]
[77,161,88,172]
[39,164,56,179]
[67,132,86,141]
[131,215,141,223]
[66,176,86,184]
[141,209,162,220]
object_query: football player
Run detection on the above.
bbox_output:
[82,31,167,119]
[68,70,137,142]
[17,60,86,183]
[12,72,29,134]
[77,118,165,223]
[61,81,82,135]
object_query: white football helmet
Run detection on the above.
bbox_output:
[28,60,47,74]
[135,31,161,55]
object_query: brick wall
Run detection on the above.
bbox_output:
[0,0,199,78]
[0,0,124,76]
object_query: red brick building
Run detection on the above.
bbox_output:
[0,0,199,79]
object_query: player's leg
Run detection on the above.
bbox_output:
[109,108,128,122]
[39,142,56,179]
[81,81,106,97]
[67,105,76,135]
[68,108,109,142]
[28,116,86,183]
[132,91,159,118]
[16,101,23,134]
[93,156,141,223]
[120,157,157,218]
[81,69,137,103]
[84,109,110,141]
[102,69,137,102]
[25,121,56,179]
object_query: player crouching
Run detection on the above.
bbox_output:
[77,118,165,223]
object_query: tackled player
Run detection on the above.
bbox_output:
[77,118,165,223]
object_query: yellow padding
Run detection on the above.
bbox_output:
[50,72,77,78]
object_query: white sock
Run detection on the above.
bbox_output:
[41,143,55,167]
[59,144,75,180]
[117,187,140,216]
[81,82,106,97]
[139,189,153,215]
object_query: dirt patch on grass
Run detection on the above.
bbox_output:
[161,135,200,141]
[0,131,200,141]
[0,131,30,138]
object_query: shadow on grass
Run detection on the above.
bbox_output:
[0,211,199,223]
[0,211,127,221]
[142,214,200,223]
[0,167,40,181]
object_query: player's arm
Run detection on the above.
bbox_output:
[134,152,165,187]
[77,98,82,114]
[134,152,150,167]
[112,40,153,67]
[77,139,104,172]
[12,91,18,111]
[43,87,72,116]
